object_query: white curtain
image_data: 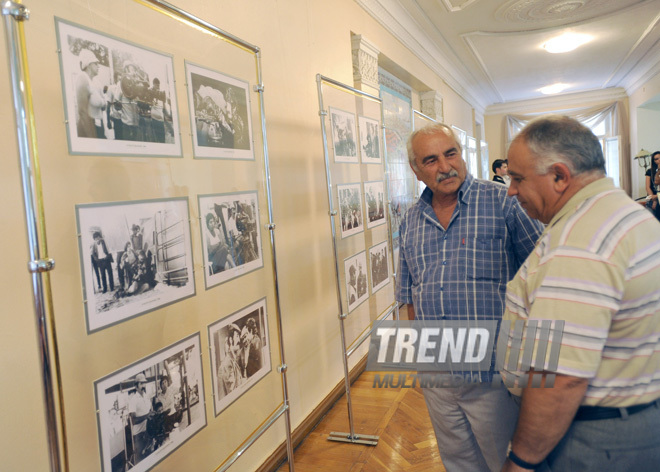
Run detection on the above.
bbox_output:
[504,102,631,195]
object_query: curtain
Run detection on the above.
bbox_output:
[504,101,631,195]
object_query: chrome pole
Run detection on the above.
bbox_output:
[317,74,379,446]
[255,49,295,471]
[2,1,66,471]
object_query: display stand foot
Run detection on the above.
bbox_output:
[327,432,379,446]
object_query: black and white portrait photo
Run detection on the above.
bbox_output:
[369,241,390,294]
[358,115,382,164]
[94,334,206,472]
[55,18,181,156]
[329,107,358,163]
[337,182,364,239]
[344,251,369,313]
[363,180,386,229]
[208,298,271,415]
[185,62,254,160]
[76,198,195,332]
[198,192,263,288]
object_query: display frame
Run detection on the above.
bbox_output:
[363,180,386,229]
[329,106,359,163]
[369,240,390,294]
[185,61,255,160]
[337,182,365,239]
[93,332,207,472]
[358,115,382,164]
[75,196,196,333]
[344,250,369,313]
[197,190,264,289]
[207,298,272,416]
[54,17,182,157]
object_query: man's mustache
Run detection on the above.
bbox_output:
[436,169,459,182]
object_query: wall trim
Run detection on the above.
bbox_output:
[257,355,368,472]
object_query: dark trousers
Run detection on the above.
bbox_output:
[98,257,114,292]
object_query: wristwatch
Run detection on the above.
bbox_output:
[506,442,543,470]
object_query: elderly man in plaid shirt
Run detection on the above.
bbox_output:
[396,123,543,471]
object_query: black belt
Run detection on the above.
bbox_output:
[574,401,658,421]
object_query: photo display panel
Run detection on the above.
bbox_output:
[16,1,287,470]
[319,78,397,348]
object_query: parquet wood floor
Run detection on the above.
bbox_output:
[276,371,446,472]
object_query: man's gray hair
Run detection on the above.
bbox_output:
[513,115,605,176]
[406,123,461,170]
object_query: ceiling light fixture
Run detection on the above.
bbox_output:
[539,83,569,95]
[542,33,592,54]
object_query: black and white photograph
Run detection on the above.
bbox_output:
[198,192,263,288]
[344,251,369,313]
[185,62,254,160]
[76,197,195,333]
[369,241,390,294]
[363,180,386,229]
[337,182,364,239]
[94,333,206,472]
[329,107,358,163]
[208,298,271,415]
[55,18,181,157]
[358,115,382,164]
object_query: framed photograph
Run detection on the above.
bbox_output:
[55,18,181,157]
[185,62,254,160]
[94,333,206,472]
[358,116,382,164]
[76,197,195,333]
[369,241,390,294]
[208,298,271,416]
[337,182,364,239]
[363,180,386,229]
[198,191,263,288]
[345,251,369,313]
[329,107,358,163]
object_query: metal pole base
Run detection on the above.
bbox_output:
[327,431,379,446]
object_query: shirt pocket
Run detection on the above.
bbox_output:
[462,237,504,281]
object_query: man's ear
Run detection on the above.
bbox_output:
[550,163,571,191]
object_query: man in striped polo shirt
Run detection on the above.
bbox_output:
[501,116,660,471]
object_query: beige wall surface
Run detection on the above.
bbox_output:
[0,0,477,471]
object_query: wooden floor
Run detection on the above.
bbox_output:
[276,371,446,472]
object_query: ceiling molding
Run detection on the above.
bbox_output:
[354,0,488,115]
[484,87,628,115]
[438,0,481,13]
[625,46,660,97]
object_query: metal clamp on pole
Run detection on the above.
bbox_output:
[266,223,276,230]
[277,363,288,374]
[253,83,264,93]
[2,1,29,20]
[28,258,55,273]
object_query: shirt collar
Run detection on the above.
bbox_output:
[546,177,615,229]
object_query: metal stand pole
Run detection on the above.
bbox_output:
[2,2,67,471]
[317,74,386,446]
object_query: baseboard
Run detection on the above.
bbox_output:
[256,355,368,472]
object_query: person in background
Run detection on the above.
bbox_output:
[492,159,510,186]
[501,115,660,471]
[396,123,543,471]
[75,48,105,139]
[644,151,659,211]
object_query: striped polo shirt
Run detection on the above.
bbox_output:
[502,177,660,407]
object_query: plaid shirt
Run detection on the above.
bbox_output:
[396,174,543,322]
